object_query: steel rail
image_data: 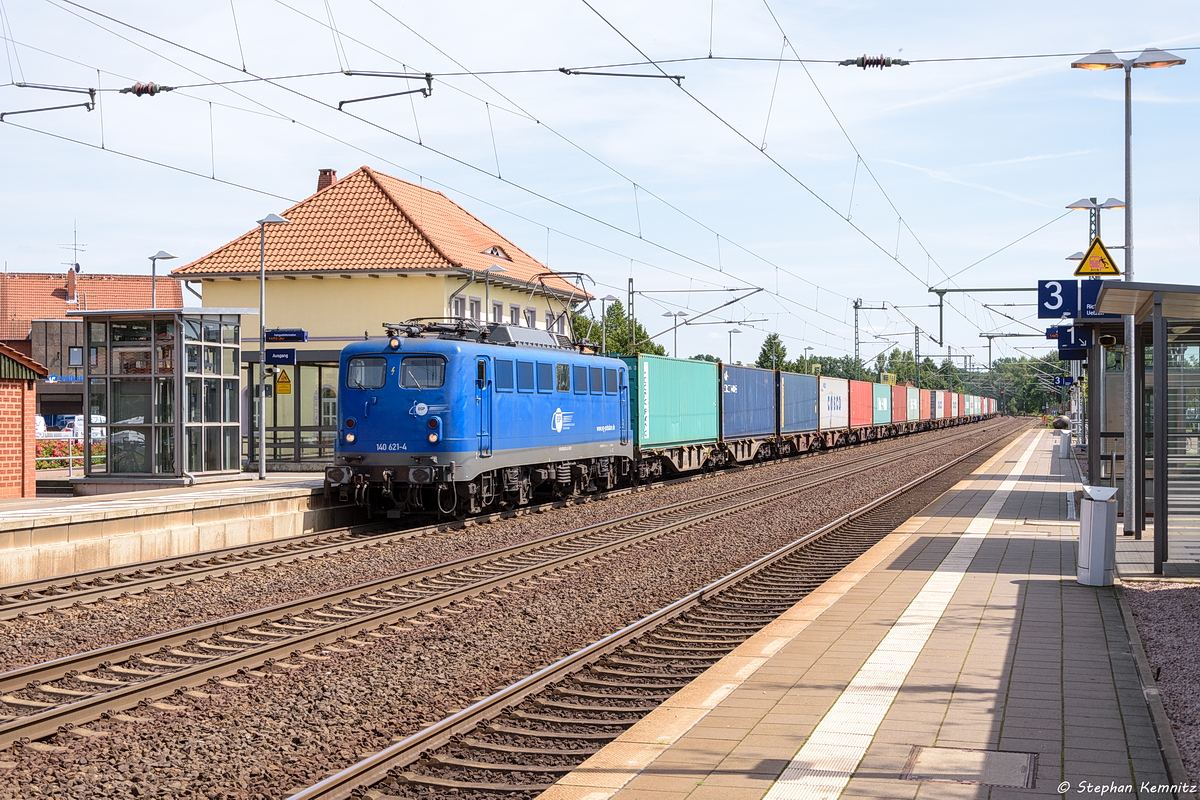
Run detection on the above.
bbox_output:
[0,425,1000,751]
[3,419,1000,619]
[288,422,1027,800]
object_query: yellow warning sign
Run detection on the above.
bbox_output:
[1074,237,1121,277]
[275,369,291,395]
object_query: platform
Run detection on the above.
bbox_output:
[542,429,1193,799]
[0,473,362,585]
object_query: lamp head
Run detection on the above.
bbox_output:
[1100,197,1126,209]
[256,213,290,226]
[1132,48,1186,69]
[1071,49,1124,70]
[149,250,177,261]
[1066,198,1098,210]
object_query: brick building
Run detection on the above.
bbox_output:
[0,343,47,497]
[0,270,183,418]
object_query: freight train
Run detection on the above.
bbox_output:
[324,320,996,517]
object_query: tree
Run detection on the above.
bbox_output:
[689,354,720,362]
[571,300,666,357]
[755,333,788,370]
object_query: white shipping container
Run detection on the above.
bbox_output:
[907,387,920,421]
[819,377,850,430]
[935,392,946,418]
[951,394,960,417]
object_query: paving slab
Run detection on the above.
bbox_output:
[537,428,1191,800]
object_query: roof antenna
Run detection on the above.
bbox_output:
[58,221,87,273]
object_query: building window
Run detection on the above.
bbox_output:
[525,309,537,328]
[469,298,482,321]
[557,315,566,334]
[545,311,555,331]
[452,296,466,319]
[68,346,84,367]
[510,305,521,325]
[492,302,503,323]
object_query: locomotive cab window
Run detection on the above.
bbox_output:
[573,365,588,395]
[605,368,618,395]
[400,356,445,389]
[589,366,603,395]
[346,357,387,390]
[556,364,570,392]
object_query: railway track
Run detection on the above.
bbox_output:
[287,422,1023,799]
[0,422,959,621]
[0,422,1005,752]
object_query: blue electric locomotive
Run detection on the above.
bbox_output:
[325,321,633,516]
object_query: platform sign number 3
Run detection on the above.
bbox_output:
[1038,280,1080,319]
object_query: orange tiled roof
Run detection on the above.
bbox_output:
[172,167,588,298]
[0,273,183,340]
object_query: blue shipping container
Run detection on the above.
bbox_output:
[780,372,818,433]
[721,365,777,440]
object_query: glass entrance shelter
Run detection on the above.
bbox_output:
[1096,282,1200,574]
[70,308,255,492]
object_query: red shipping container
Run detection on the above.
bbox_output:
[958,393,966,418]
[849,380,874,428]
[920,389,932,421]
[891,384,907,423]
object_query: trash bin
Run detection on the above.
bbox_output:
[1078,485,1118,586]
[1058,430,1072,460]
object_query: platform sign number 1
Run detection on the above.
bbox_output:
[1038,280,1080,319]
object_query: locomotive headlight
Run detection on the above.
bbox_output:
[345,418,356,429]
[389,338,401,349]
[428,433,439,444]
[427,416,441,444]
[345,433,356,443]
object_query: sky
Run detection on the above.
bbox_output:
[1,0,1198,368]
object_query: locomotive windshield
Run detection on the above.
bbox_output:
[400,356,446,389]
[346,357,387,390]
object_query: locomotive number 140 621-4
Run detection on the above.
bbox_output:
[375,443,409,451]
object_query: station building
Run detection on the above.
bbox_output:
[171,167,588,469]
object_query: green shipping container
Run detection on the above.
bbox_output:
[872,383,892,425]
[621,354,719,448]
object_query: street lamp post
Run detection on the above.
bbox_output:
[662,311,688,357]
[1072,47,1185,536]
[600,295,618,353]
[728,328,742,364]
[803,346,813,374]
[256,213,290,480]
[148,251,177,309]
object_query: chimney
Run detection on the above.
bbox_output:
[66,268,77,302]
[317,169,337,192]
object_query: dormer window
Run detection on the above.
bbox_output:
[482,245,511,261]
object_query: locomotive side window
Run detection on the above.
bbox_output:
[400,356,446,389]
[495,359,514,391]
[346,357,387,390]
[536,362,554,393]
[516,361,535,393]
[573,365,587,394]
[556,364,570,392]
[589,367,603,395]
[604,368,618,394]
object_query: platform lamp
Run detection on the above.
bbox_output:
[1072,47,1185,535]
[256,213,290,480]
[662,311,688,357]
[600,295,618,353]
[148,251,176,309]
[804,346,814,374]
[728,328,742,364]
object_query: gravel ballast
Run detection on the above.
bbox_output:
[1122,581,1200,785]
